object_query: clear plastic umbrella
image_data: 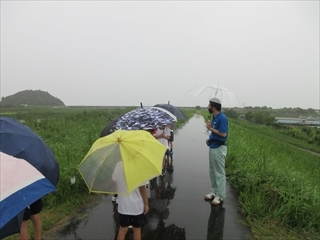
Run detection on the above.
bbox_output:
[186,83,241,108]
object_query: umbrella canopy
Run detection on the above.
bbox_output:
[0,117,60,186]
[186,84,241,108]
[0,152,56,238]
[100,116,123,138]
[110,107,177,132]
[0,210,24,239]
[78,130,167,194]
[153,102,188,120]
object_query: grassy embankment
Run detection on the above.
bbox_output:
[2,106,318,239]
[1,106,194,240]
[201,111,319,239]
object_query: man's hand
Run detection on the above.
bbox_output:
[206,121,212,130]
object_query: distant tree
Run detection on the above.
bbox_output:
[295,107,306,116]
[223,109,239,119]
[0,90,65,106]
[245,111,254,121]
[245,111,275,124]
[306,108,316,116]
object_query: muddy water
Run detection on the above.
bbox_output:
[46,115,251,240]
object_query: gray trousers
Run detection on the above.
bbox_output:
[209,145,227,199]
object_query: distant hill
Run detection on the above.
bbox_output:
[0,90,65,107]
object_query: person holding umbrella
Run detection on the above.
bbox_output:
[0,117,59,239]
[204,98,228,206]
[167,123,174,170]
[78,130,167,240]
[153,125,171,176]
[112,161,149,240]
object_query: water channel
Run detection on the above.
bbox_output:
[45,115,251,240]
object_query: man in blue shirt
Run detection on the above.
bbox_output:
[204,98,228,205]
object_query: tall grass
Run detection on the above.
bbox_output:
[235,118,320,153]
[226,119,320,232]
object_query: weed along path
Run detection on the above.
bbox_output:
[44,114,251,240]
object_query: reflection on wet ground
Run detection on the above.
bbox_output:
[45,115,251,240]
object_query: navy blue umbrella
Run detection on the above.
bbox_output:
[154,102,188,120]
[0,152,56,239]
[0,210,24,239]
[100,116,122,137]
[0,117,60,186]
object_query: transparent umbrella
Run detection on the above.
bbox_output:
[186,83,241,108]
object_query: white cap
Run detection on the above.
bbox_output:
[209,98,221,104]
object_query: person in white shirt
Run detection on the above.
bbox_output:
[112,161,149,240]
[167,124,174,170]
[153,125,171,176]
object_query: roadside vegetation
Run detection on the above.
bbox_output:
[223,108,320,153]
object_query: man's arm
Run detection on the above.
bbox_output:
[210,128,227,138]
[206,119,227,138]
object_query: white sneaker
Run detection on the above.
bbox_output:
[204,192,215,200]
[211,196,223,206]
[112,195,118,202]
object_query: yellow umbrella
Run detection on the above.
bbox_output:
[78,130,166,194]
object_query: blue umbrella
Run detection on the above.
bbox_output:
[100,115,123,138]
[153,102,188,120]
[0,210,24,239]
[0,116,60,186]
[0,152,56,238]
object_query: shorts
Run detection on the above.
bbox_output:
[118,213,148,228]
[23,198,42,221]
[165,149,171,156]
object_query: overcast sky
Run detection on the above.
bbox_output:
[1,1,319,109]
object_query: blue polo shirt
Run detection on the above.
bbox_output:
[209,112,228,148]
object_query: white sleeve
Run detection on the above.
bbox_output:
[164,127,170,136]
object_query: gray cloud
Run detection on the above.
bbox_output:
[1,1,319,109]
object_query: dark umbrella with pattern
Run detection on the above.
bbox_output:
[109,107,177,132]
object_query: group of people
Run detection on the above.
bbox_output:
[113,97,228,240]
[21,98,228,240]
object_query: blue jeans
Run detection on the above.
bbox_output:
[209,146,227,199]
